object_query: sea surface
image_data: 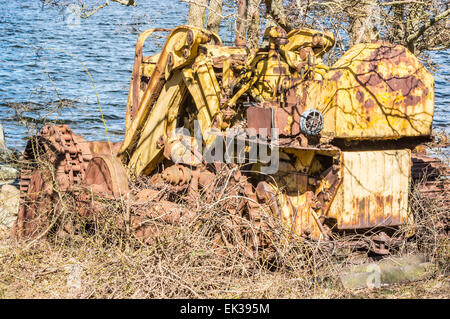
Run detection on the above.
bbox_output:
[0,1,448,150]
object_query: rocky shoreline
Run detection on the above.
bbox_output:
[0,124,20,229]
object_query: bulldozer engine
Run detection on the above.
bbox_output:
[14,25,444,256]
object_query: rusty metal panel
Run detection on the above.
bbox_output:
[246,106,272,136]
[322,43,434,139]
[333,149,410,229]
[273,106,302,136]
[247,105,305,137]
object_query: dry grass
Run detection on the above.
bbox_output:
[0,169,448,299]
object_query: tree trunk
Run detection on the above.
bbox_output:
[206,0,223,34]
[263,0,290,46]
[264,0,290,31]
[236,0,248,47]
[391,4,406,46]
[247,0,261,49]
[406,4,425,54]
[188,0,208,28]
[349,0,380,46]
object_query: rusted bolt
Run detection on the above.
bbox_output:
[167,52,174,67]
[156,135,165,149]
[199,33,211,44]
[183,48,190,59]
[312,34,323,47]
[186,30,194,46]
[299,48,307,61]
[161,165,191,185]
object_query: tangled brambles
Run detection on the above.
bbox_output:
[1,161,448,298]
[2,138,449,298]
[404,184,449,274]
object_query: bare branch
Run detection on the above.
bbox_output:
[407,8,450,44]
[78,0,136,19]
[112,0,136,5]
[264,0,293,32]
[206,0,223,33]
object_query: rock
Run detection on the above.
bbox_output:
[0,124,6,151]
[339,255,435,290]
[0,184,19,229]
[0,124,23,164]
[0,165,19,185]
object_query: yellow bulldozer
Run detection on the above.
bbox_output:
[14,25,446,256]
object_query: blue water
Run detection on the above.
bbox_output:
[0,1,448,150]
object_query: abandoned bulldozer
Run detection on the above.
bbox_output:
[13,25,447,256]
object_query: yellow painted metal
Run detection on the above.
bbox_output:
[320,42,434,139]
[254,149,340,240]
[123,26,434,161]
[284,149,316,173]
[276,189,323,240]
[120,26,218,157]
[128,71,186,175]
[141,54,160,78]
[252,51,291,102]
[124,28,171,133]
[181,66,221,147]
[327,149,411,229]
[283,28,335,58]
[280,28,335,78]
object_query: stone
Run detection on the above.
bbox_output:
[0,184,19,229]
[0,124,22,164]
[0,165,19,185]
[339,254,435,290]
[0,124,6,151]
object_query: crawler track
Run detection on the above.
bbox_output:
[411,153,450,206]
[13,125,93,239]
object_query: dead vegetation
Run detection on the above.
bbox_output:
[0,163,448,298]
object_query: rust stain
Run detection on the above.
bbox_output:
[364,98,375,110]
[375,195,384,208]
[330,71,342,81]
[386,77,424,96]
[353,44,428,111]
[385,194,393,205]
[404,94,422,107]
[273,66,286,74]
[356,90,364,103]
